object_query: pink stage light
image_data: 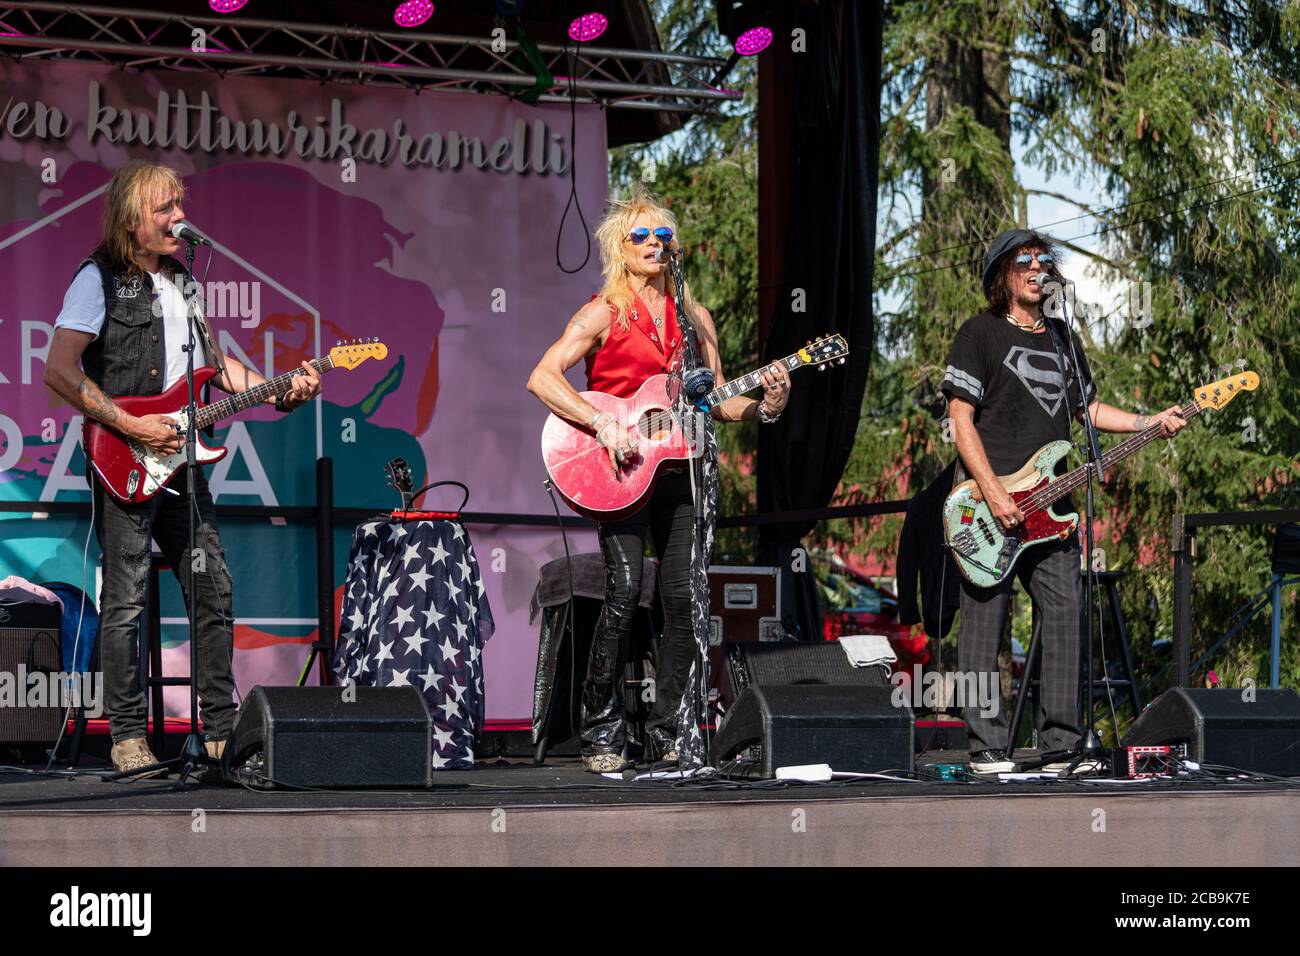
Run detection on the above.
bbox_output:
[209,0,249,13]
[734,25,772,56]
[568,12,608,43]
[393,0,434,29]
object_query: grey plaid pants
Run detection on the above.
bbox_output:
[957,536,1083,755]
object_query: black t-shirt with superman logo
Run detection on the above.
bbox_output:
[941,311,1097,475]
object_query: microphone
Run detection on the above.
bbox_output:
[654,246,676,264]
[170,222,211,246]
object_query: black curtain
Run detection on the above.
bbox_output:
[757,0,882,641]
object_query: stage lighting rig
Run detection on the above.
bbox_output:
[568,3,609,43]
[711,0,775,85]
[393,0,434,29]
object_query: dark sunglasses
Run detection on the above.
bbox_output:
[1014,252,1056,268]
[627,226,674,245]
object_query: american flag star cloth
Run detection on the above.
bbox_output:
[333,519,495,769]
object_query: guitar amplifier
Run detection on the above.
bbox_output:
[707,565,783,694]
[0,600,64,747]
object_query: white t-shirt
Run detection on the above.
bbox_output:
[55,263,209,391]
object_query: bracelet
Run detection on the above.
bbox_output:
[756,402,781,424]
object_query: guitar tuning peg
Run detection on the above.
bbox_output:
[838,357,846,365]
[818,364,826,371]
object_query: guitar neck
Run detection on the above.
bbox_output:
[195,356,335,429]
[1037,396,1203,507]
[706,351,804,406]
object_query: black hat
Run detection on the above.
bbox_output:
[982,228,1037,297]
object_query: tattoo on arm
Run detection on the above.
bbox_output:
[568,316,588,332]
[77,378,120,426]
[1133,416,1150,431]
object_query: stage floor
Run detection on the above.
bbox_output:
[2,752,1298,866]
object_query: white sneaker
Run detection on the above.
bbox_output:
[969,749,1016,773]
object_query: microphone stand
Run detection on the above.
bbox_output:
[1046,275,1106,774]
[171,237,210,787]
[664,248,713,758]
[102,238,213,785]
[666,249,708,543]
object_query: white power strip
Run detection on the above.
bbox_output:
[775,763,833,783]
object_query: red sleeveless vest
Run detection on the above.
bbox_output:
[585,294,683,398]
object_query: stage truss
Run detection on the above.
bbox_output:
[0,1,741,114]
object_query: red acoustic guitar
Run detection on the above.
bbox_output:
[541,334,849,521]
[83,339,387,504]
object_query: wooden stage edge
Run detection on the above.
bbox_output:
[2,785,1297,867]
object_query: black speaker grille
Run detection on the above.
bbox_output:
[727,641,890,691]
[0,620,64,746]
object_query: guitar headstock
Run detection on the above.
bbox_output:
[796,334,849,371]
[386,457,415,511]
[330,337,389,370]
[1194,370,1259,411]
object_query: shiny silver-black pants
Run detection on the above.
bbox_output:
[581,471,697,757]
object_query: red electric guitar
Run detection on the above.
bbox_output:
[83,339,388,504]
[541,334,849,521]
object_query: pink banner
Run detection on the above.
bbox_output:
[0,60,604,721]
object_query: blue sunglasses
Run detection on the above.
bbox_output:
[1014,252,1056,267]
[628,226,674,245]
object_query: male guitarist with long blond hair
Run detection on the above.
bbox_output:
[43,160,321,776]
[527,186,791,772]
[943,228,1186,774]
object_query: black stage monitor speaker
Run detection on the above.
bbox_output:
[713,642,911,777]
[721,639,890,707]
[225,685,433,789]
[1124,687,1300,777]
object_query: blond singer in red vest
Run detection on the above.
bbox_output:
[527,186,791,773]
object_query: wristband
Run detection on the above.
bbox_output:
[757,402,781,424]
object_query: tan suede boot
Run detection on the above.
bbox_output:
[110,737,167,780]
[204,738,226,761]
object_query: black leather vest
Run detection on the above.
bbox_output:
[77,248,201,398]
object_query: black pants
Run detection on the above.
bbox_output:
[581,471,697,756]
[92,465,238,744]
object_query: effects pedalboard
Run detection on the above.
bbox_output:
[1110,743,1190,779]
